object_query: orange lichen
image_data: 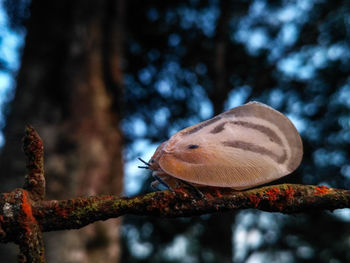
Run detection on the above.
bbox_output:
[205,193,214,199]
[285,185,295,200]
[248,194,261,208]
[20,191,37,235]
[22,191,35,223]
[314,185,329,195]
[215,189,223,198]
[265,187,280,205]
[175,188,189,197]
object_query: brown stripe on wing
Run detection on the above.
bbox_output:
[211,120,283,146]
[231,121,283,146]
[183,116,222,135]
[222,140,287,164]
[210,122,226,134]
[222,103,290,134]
[222,102,302,171]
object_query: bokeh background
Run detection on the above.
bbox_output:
[0,0,350,262]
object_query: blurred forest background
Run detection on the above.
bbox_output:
[0,0,350,262]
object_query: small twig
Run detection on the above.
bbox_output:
[12,126,46,262]
[22,125,45,201]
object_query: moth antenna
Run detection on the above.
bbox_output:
[138,166,149,169]
[138,157,150,166]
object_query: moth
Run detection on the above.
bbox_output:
[139,101,303,192]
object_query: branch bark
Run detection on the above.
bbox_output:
[0,126,349,262]
[1,126,46,262]
[1,184,349,240]
[27,184,350,231]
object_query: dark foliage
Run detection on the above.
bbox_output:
[121,0,350,262]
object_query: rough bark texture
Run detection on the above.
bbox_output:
[2,184,350,262]
[0,0,124,262]
[31,184,350,222]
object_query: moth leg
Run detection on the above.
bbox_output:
[152,173,175,194]
[177,179,205,199]
[151,179,172,192]
[151,180,161,191]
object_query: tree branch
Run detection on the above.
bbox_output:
[3,126,47,262]
[30,184,350,232]
[0,127,349,263]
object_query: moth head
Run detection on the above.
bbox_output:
[162,137,210,164]
[147,158,158,170]
[148,141,168,171]
[150,137,207,171]
[163,132,201,151]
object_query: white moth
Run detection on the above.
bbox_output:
[140,101,303,190]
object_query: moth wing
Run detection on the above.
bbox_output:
[159,143,284,189]
[222,101,303,173]
[158,101,303,189]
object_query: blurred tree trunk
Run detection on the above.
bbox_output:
[204,1,235,262]
[0,0,124,262]
[211,0,231,115]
